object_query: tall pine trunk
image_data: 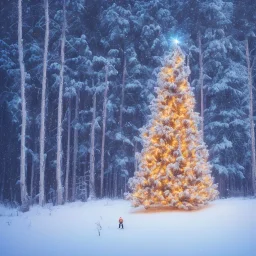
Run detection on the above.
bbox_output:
[119,57,127,195]
[56,0,66,205]
[245,39,256,196]
[100,65,109,198]
[83,153,88,201]
[0,160,6,202]
[89,91,96,199]
[72,92,79,201]
[39,0,49,206]
[119,57,126,129]
[134,141,138,173]
[114,170,117,198]
[30,152,35,204]
[30,142,36,205]
[18,0,28,209]
[65,99,71,202]
[198,31,204,138]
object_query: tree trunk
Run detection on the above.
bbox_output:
[120,57,126,129]
[30,142,36,205]
[72,92,79,201]
[0,159,6,202]
[56,0,66,205]
[83,153,88,202]
[119,57,127,195]
[198,31,204,138]
[65,99,71,202]
[39,0,49,207]
[10,183,13,203]
[134,141,138,173]
[245,39,256,196]
[89,91,96,199]
[100,65,109,198]
[114,170,117,198]
[109,172,112,198]
[18,0,28,209]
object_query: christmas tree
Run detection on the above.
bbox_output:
[128,46,218,210]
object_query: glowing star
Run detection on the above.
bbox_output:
[173,38,180,45]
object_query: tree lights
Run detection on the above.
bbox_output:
[128,47,218,210]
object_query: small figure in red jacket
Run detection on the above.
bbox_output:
[119,217,124,229]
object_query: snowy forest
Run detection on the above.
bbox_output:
[0,0,255,209]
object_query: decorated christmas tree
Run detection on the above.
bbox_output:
[128,46,218,210]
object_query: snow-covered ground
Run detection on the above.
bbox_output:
[0,198,255,256]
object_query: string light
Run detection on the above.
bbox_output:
[128,47,218,210]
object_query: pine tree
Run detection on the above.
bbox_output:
[129,46,218,210]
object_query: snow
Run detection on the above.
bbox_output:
[0,198,255,256]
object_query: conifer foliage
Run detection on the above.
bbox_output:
[129,47,218,210]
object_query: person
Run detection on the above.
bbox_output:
[119,217,124,229]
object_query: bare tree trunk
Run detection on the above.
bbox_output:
[72,92,79,201]
[245,39,256,196]
[134,141,138,173]
[65,99,71,202]
[218,174,223,198]
[18,0,28,209]
[10,183,13,203]
[89,92,96,199]
[109,172,112,198]
[105,173,108,197]
[114,170,117,198]
[120,57,126,129]
[198,31,204,138]
[119,57,127,194]
[56,0,66,205]
[30,153,35,204]
[83,153,88,202]
[39,0,49,207]
[124,176,127,194]
[0,159,6,202]
[100,65,109,198]
[30,143,36,205]
[108,173,111,198]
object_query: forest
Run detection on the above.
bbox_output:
[0,0,255,209]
